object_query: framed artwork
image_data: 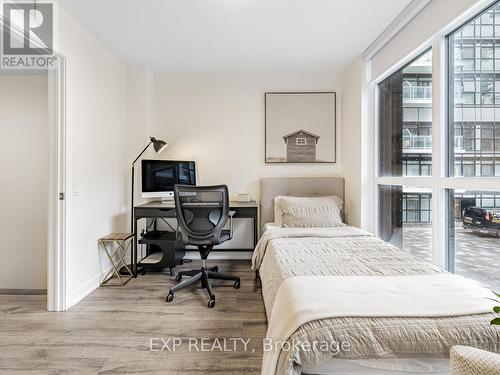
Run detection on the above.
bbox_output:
[265,92,336,163]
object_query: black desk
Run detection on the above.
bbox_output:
[132,201,259,277]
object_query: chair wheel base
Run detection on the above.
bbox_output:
[166,266,239,308]
[165,291,174,303]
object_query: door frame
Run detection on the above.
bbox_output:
[47,53,67,312]
[0,13,67,311]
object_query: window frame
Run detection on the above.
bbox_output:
[296,137,307,145]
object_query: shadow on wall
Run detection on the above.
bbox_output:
[111,212,127,234]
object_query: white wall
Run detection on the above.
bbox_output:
[341,58,363,227]
[57,11,128,308]
[149,71,342,202]
[0,74,48,289]
[126,67,155,210]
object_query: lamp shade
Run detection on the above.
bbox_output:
[150,137,168,154]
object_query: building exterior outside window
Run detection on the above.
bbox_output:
[379,50,433,225]
[450,5,500,180]
[402,53,433,179]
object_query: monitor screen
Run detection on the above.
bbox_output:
[141,160,196,193]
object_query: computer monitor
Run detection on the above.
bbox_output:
[141,160,196,200]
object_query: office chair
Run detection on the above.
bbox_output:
[165,184,241,308]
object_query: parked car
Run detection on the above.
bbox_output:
[462,206,500,238]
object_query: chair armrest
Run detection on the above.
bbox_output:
[228,211,236,239]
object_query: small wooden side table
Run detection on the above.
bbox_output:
[99,233,134,286]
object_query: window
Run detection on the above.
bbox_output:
[377,50,432,260]
[449,3,500,177]
[379,185,433,262]
[374,1,500,289]
[379,50,432,177]
[447,189,500,291]
[446,1,500,289]
[296,138,306,145]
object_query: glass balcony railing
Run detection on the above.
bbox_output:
[403,134,432,150]
[403,135,464,151]
[403,86,432,100]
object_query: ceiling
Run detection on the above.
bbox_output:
[56,0,411,74]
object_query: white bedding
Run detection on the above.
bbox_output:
[252,226,368,271]
[254,226,500,375]
[262,274,496,374]
[263,222,281,233]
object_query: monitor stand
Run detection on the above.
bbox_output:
[161,196,174,203]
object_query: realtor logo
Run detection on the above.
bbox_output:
[1,1,55,69]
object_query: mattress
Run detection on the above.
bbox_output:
[255,227,499,375]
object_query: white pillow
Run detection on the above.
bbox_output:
[273,197,284,225]
[274,195,343,228]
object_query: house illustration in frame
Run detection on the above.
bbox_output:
[283,129,320,162]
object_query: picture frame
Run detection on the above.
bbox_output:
[265,92,336,163]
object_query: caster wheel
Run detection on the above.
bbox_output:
[213,266,219,272]
[165,291,174,303]
[175,274,182,282]
[234,280,241,289]
[208,298,216,308]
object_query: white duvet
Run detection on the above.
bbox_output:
[262,273,496,374]
[252,226,370,270]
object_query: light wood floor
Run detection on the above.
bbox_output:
[0,260,267,374]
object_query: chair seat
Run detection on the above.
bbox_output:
[183,229,232,246]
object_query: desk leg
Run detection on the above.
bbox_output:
[253,212,258,248]
[133,218,138,277]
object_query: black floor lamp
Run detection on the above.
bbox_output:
[131,137,168,233]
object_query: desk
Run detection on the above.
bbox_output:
[132,201,259,277]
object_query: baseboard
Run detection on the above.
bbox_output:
[66,265,112,309]
[184,251,253,260]
[0,289,47,295]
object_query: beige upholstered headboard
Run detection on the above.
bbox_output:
[260,177,345,226]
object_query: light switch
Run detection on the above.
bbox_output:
[72,182,80,197]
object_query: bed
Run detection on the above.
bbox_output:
[253,177,499,375]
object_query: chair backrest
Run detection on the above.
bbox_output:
[174,184,229,245]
